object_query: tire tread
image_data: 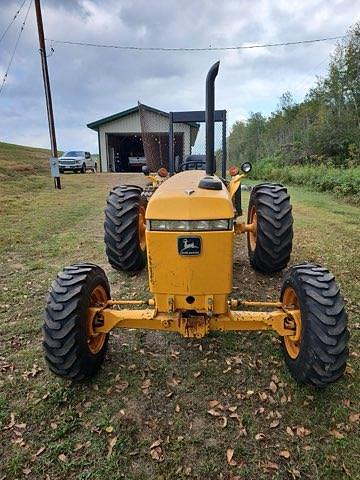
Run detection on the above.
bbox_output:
[43,263,110,381]
[281,263,348,387]
[248,183,293,273]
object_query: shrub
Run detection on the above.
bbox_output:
[250,157,360,205]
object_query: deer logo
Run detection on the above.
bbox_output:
[181,238,196,251]
[178,237,201,256]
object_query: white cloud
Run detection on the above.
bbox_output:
[0,0,358,152]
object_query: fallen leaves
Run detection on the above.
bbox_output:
[270,419,280,429]
[3,412,16,430]
[149,439,164,462]
[255,407,265,415]
[342,463,351,476]
[269,381,277,394]
[34,447,46,457]
[329,430,345,439]
[149,439,162,449]
[259,392,268,402]
[115,381,128,392]
[285,425,311,439]
[58,453,67,463]
[75,441,91,452]
[279,449,291,459]
[221,417,228,428]
[141,378,151,394]
[207,408,221,417]
[349,413,359,423]
[226,447,243,468]
[295,426,311,438]
[107,436,117,459]
[226,448,236,466]
[22,364,43,379]
[255,433,266,441]
[263,461,279,471]
[167,377,181,387]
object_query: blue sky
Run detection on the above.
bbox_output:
[0,0,358,153]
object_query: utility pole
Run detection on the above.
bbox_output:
[34,0,61,189]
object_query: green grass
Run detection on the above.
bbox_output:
[251,157,360,205]
[0,146,359,479]
[0,141,53,178]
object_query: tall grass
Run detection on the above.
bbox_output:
[251,157,360,205]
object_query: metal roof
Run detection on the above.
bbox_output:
[87,104,199,131]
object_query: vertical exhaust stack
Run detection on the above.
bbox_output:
[205,61,220,176]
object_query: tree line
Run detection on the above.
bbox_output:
[228,22,360,169]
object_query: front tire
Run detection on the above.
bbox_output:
[43,264,110,381]
[247,183,293,273]
[281,263,349,387]
[81,163,86,173]
[104,185,147,272]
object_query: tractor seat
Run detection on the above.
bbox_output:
[177,155,206,172]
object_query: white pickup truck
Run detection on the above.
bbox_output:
[59,151,97,173]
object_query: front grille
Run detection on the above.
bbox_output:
[60,160,76,165]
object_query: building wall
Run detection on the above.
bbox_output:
[98,111,192,172]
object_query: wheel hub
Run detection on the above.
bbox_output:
[248,206,257,251]
[283,287,302,359]
[138,205,146,251]
[86,285,108,354]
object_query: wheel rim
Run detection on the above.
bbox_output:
[283,287,302,359]
[138,205,146,251]
[248,206,257,251]
[86,285,108,354]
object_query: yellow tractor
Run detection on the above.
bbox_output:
[43,62,348,387]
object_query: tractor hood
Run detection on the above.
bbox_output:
[146,170,234,220]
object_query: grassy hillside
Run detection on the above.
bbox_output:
[0,142,99,180]
[0,142,52,178]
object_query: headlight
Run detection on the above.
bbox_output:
[147,219,233,231]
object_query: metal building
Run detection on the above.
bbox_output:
[87,104,199,173]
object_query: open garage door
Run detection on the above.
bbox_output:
[107,134,145,172]
[107,132,184,173]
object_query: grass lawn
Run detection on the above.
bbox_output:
[0,156,359,479]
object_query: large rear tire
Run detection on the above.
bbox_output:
[43,264,110,381]
[281,263,349,387]
[247,183,293,273]
[104,185,147,272]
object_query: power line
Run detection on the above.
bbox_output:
[0,0,33,96]
[0,0,27,45]
[45,34,348,53]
